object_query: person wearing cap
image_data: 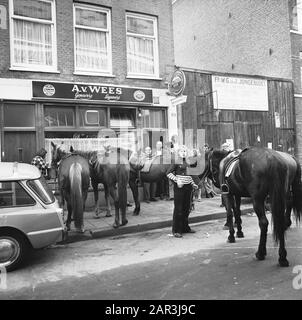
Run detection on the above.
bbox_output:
[166,145,198,238]
[31,147,49,178]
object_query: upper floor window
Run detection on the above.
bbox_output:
[10,0,57,71]
[291,0,302,32]
[126,12,159,78]
[74,4,112,75]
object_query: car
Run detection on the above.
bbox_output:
[0,162,66,272]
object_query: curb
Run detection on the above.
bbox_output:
[60,207,254,244]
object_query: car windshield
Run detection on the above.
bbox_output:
[27,177,55,204]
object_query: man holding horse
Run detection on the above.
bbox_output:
[167,145,199,238]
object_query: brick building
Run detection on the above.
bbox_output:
[0,0,176,163]
[172,0,297,157]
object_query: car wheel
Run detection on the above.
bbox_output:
[0,230,29,272]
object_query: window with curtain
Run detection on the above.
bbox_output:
[141,109,166,128]
[291,0,302,32]
[10,0,56,70]
[74,4,111,74]
[126,13,159,77]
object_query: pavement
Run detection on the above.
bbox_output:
[62,195,254,244]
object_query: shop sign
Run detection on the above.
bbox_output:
[32,81,153,104]
[168,69,186,96]
[212,75,268,111]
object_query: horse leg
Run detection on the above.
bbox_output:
[108,186,120,228]
[66,201,72,232]
[92,180,101,219]
[253,198,268,261]
[234,195,244,238]
[224,195,235,243]
[129,172,140,215]
[104,184,112,217]
[285,192,292,230]
[278,232,289,267]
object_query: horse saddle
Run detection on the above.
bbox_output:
[224,149,242,178]
[140,155,159,173]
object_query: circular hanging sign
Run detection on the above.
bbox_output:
[168,69,186,96]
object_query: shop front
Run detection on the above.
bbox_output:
[0,79,173,164]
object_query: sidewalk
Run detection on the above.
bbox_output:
[62,195,254,244]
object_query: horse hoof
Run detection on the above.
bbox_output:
[133,211,139,216]
[113,223,120,229]
[105,213,112,217]
[75,227,85,234]
[236,231,244,238]
[228,236,235,243]
[279,259,289,267]
[94,214,101,219]
[255,252,266,261]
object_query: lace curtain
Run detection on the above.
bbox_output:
[127,36,154,75]
[13,19,52,66]
[75,28,108,71]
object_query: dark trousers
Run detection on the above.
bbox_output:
[143,182,156,200]
[172,184,193,234]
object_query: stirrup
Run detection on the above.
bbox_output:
[221,184,229,194]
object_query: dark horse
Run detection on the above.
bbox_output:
[200,147,302,267]
[51,142,90,233]
[128,150,175,215]
[51,143,130,229]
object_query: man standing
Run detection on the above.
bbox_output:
[31,148,49,178]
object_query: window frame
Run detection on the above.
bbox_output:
[126,12,159,79]
[0,181,36,208]
[73,3,112,76]
[9,0,58,72]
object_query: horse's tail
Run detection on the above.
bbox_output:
[69,162,83,229]
[291,158,302,223]
[269,159,287,243]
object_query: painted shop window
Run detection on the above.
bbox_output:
[110,109,135,128]
[141,109,166,128]
[79,107,107,127]
[44,107,75,127]
[126,12,159,78]
[291,0,302,32]
[74,4,112,75]
[10,0,57,71]
[4,104,35,127]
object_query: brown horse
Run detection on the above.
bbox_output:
[200,147,302,267]
[51,142,90,233]
[51,144,130,229]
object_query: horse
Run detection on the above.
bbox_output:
[199,147,302,267]
[128,149,174,215]
[51,144,130,229]
[51,142,90,233]
[129,148,199,215]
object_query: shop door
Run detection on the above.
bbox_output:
[142,129,168,151]
[3,132,36,163]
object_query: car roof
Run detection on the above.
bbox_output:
[0,162,41,181]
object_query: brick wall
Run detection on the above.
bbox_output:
[0,0,174,89]
[173,0,292,80]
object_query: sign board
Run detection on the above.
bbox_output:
[168,69,186,96]
[32,81,153,104]
[212,75,268,111]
